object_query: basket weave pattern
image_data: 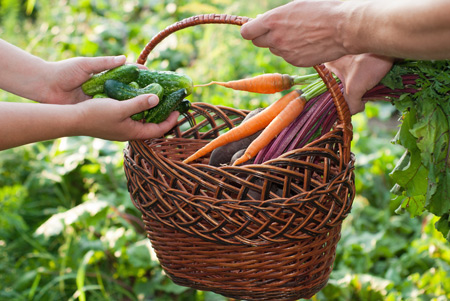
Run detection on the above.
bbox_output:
[124,14,355,301]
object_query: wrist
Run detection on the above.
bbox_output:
[68,102,89,137]
[35,61,60,103]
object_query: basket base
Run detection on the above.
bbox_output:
[143,216,341,301]
[169,275,328,301]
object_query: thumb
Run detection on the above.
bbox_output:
[122,94,159,117]
[240,17,269,41]
[81,55,127,75]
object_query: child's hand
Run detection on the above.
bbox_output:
[73,94,179,141]
[0,94,178,150]
[41,55,129,104]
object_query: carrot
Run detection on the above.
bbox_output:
[232,95,307,166]
[194,73,318,94]
[183,89,302,164]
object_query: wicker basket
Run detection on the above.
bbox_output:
[124,14,355,301]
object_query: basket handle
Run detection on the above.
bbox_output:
[137,14,352,162]
[313,64,353,163]
[137,14,252,65]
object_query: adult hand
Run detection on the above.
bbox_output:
[325,54,394,114]
[241,0,350,67]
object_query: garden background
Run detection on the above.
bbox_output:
[1,1,449,300]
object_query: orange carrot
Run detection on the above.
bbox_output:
[195,73,294,94]
[232,95,307,166]
[183,89,302,164]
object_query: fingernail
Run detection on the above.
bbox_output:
[148,95,158,105]
[114,55,126,63]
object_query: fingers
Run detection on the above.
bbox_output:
[121,94,159,118]
[122,94,180,135]
[346,96,367,115]
[134,63,148,70]
[242,21,281,58]
[146,111,180,136]
[130,105,180,140]
[250,34,271,49]
[80,55,127,75]
[240,16,270,41]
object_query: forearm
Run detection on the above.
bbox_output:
[343,0,450,59]
[0,39,51,101]
[0,102,77,150]
[0,95,181,150]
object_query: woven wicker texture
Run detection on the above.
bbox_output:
[124,14,355,301]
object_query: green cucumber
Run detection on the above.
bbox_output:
[92,93,108,99]
[145,88,188,124]
[129,81,140,89]
[104,80,164,101]
[136,70,193,96]
[131,112,145,121]
[174,99,191,114]
[82,65,140,96]
[103,80,164,121]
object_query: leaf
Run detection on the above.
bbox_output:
[380,64,407,90]
[435,213,450,242]
[398,108,419,151]
[397,194,426,218]
[76,250,95,301]
[427,169,450,216]
[410,92,450,215]
[126,239,156,269]
[390,60,450,223]
[34,200,108,238]
[390,150,428,198]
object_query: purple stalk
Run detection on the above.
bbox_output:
[321,111,338,135]
[254,136,277,164]
[401,74,420,81]
[251,72,420,164]
[254,97,318,164]
[285,94,333,152]
[289,96,336,150]
[290,113,324,150]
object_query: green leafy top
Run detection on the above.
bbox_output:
[387,60,450,241]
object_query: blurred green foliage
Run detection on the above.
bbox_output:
[1,1,449,300]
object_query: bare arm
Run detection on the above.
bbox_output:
[350,0,450,60]
[0,39,49,100]
[241,0,450,67]
[0,38,127,104]
[0,95,179,150]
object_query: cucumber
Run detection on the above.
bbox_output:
[145,88,188,124]
[104,80,164,101]
[129,81,140,89]
[103,80,164,121]
[136,70,193,96]
[82,65,140,96]
[131,112,145,121]
[174,99,191,114]
[92,93,108,99]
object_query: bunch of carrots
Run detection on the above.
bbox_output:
[182,70,418,166]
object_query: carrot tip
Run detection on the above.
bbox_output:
[194,81,220,87]
[182,157,193,164]
[232,153,251,166]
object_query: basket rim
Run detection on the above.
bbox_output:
[124,102,356,245]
